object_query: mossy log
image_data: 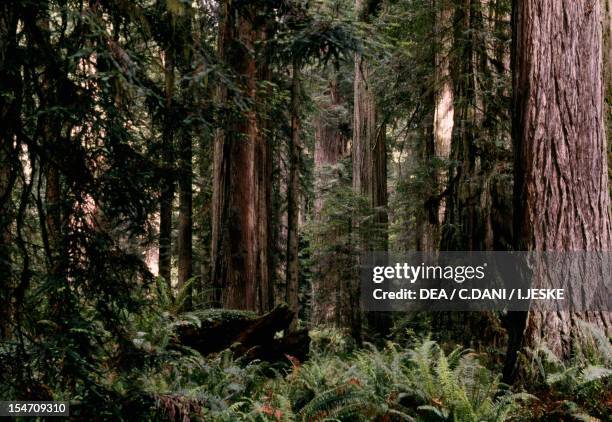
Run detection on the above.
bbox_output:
[176,304,310,362]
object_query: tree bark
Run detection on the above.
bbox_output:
[440,0,513,252]
[286,60,301,330]
[605,0,612,142]
[159,49,174,286]
[0,5,17,338]
[177,127,193,302]
[353,0,387,252]
[177,304,309,362]
[311,77,357,337]
[211,1,273,313]
[353,0,390,335]
[505,0,612,380]
[177,10,194,308]
[433,0,455,228]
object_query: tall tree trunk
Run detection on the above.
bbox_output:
[505,0,612,381]
[177,9,194,308]
[35,11,65,279]
[0,146,12,338]
[606,0,612,143]
[177,127,193,303]
[440,0,513,252]
[286,60,301,330]
[159,49,175,286]
[353,0,387,253]
[211,1,273,312]
[198,129,213,303]
[353,0,389,336]
[311,76,359,341]
[0,131,14,340]
[433,0,455,228]
[417,0,447,253]
[0,5,16,339]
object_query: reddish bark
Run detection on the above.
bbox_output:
[505,0,611,379]
[211,2,273,313]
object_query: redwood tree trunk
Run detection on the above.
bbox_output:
[311,77,353,330]
[159,50,174,285]
[177,126,193,302]
[353,0,389,334]
[433,0,454,228]
[286,60,301,330]
[211,1,273,313]
[177,11,194,308]
[506,0,612,378]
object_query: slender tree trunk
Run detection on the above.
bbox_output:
[433,0,455,228]
[159,50,174,286]
[505,0,612,380]
[198,129,213,303]
[45,166,61,268]
[177,127,193,301]
[177,9,194,308]
[286,60,301,330]
[0,5,16,338]
[0,144,14,339]
[211,1,273,312]
[36,11,64,277]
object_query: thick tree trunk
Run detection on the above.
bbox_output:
[606,0,612,139]
[211,1,273,313]
[353,72,388,246]
[177,304,309,362]
[286,61,301,330]
[353,0,387,252]
[311,78,352,329]
[159,51,174,285]
[505,0,612,380]
[353,0,389,335]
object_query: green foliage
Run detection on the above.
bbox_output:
[309,326,356,356]
[518,322,612,421]
[131,335,527,421]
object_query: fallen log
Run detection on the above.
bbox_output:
[176,304,310,362]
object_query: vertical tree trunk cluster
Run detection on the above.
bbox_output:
[418,0,455,252]
[441,0,513,252]
[158,3,194,307]
[506,0,611,375]
[211,1,273,313]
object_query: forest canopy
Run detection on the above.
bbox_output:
[0,0,611,420]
